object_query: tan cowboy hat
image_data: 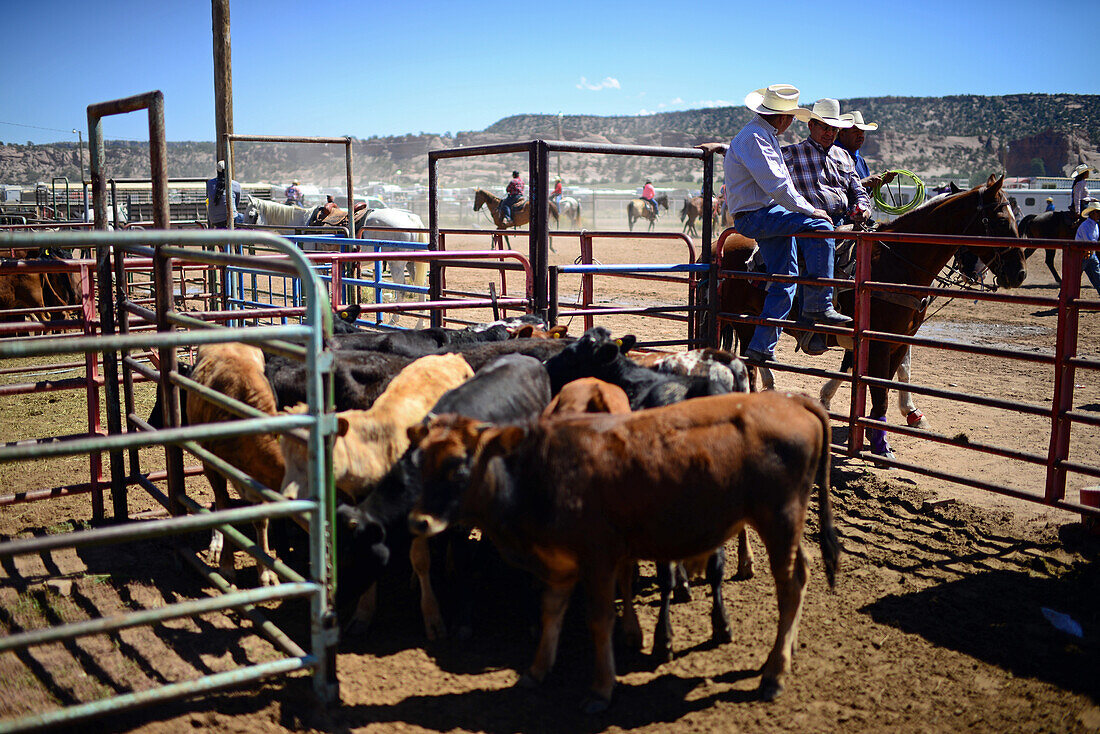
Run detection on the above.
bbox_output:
[292,179,299,185]
[840,111,878,131]
[806,99,853,128]
[1046,196,1054,202]
[1072,164,1092,177]
[744,84,813,121]
[1082,202,1100,217]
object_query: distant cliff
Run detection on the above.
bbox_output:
[2,94,1098,188]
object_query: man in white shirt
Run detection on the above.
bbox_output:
[1074,201,1100,296]
[723,84,851,363]
[1071,164,1092,216]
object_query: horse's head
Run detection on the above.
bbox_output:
[473,189,487,212]
[658,193,670,210]
[974,175,1027,288]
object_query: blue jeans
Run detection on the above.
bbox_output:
[500,194,521,221]
[1085,252,1100,296]
[734,204,835,356]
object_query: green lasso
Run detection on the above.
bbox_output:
[873,170,925,215]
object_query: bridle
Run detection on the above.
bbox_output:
[877,187,1017,291]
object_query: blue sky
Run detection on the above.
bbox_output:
[1,0,1093,146]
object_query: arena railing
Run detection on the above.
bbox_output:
[715,227,1099,520]
[0,228,340,731]
[428,139,722,336]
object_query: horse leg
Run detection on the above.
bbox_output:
[819,350,852,411]
[866,346,897,458]
[1045,248,1061,284]
[895,346,929,429]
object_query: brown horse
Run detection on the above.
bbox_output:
[714,175,1027,457]
[474,189,558,230]
[626,193,669,231]
[1019,210,1080,284]
[680,196,731,238]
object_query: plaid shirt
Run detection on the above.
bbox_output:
[782,138,870,219]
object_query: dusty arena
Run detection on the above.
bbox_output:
[1,233,1098,733]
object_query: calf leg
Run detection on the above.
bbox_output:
[523,578,576,687]
[255,518,278,587]
[672,562,691,603]
[205,469,236,585]
[652,562,675,663]
[760,538,810,702]
[616,561,643,652]
[583,569,619,713]
[734,529,755,580]
[706,548,732,645]
[411,535,446,640]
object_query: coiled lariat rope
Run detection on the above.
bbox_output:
[873,170,925,215]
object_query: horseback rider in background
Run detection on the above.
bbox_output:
[500,170,524,226]
[641,180,659,218]
[284,179,303,206]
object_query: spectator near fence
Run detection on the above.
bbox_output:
[206,160,243,229]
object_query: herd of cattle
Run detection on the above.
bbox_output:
[147,312,841,711]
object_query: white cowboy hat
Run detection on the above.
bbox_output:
[840,110,879,131]
[1045,197,1054,202]
[1072,164,1092,177]
[1082,202,1100,217]
[744,84,812,121]
[806,99,853,128]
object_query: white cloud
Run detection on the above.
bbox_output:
[694,99,736,108]
[576,76,621,91]
[670,97,684,104]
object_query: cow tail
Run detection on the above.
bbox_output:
[810,398,841,588]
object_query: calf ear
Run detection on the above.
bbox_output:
[337,416,350,437]
[407,422,429,445]
[617,334,638,353]
[512,324,535,339]
[480,425,526,456]
[548,325,567,338]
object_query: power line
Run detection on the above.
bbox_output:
[0,120,79,134]
[0,120,146,142]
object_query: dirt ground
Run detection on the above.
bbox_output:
[1,234,1099,733]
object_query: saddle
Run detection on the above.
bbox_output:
[742,224,929,313]
[321,205,375,229]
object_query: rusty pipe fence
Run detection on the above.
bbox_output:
[547,230,707,348]
[225,134,355,238]
[429,139,721,332]
[0,230,340,732]
[715,227,1100,518]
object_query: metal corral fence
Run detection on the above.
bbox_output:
[548,230,707,349]
[715,228,1100,519]
[0,229,340,732]
[428,139,721,338]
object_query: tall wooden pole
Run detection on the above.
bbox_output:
[212,0,233,165]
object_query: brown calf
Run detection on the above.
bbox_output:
[409,391,840,711]
[186,342,286,586]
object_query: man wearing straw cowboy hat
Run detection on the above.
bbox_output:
[723,83,851,364]
[834,110,896,192]
[783,99,871,228]
[1074,200,1100,297]
[1071,164,1092,216]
